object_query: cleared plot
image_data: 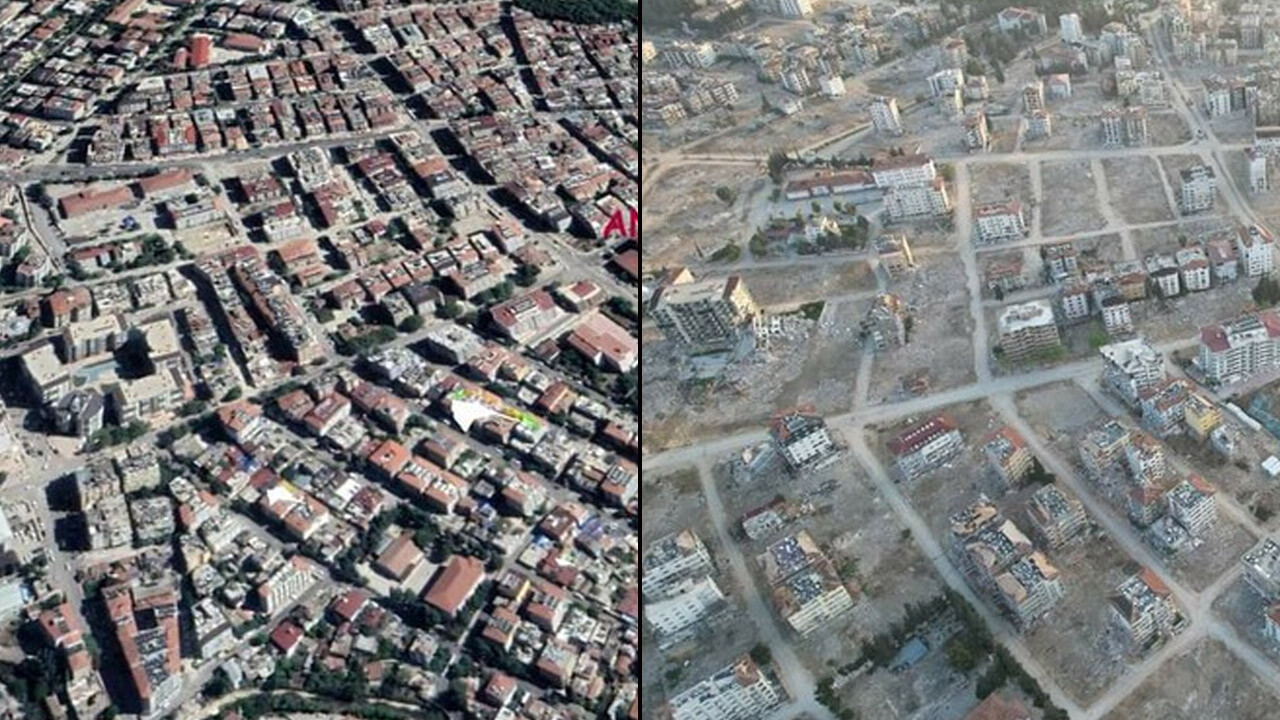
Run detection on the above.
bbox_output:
[1148,111,1194,146]
[1101,156,1176,224]
[1021,528,1133,706]
[867,251,975,402]
[970,162,1034,207]
[642,163,766,268]
[1041,160,1108,236]
[1212,576,1280,669]
[1014,381,1110,464]
[730,260,876,309]
[1104,638,1280,720]
[1128,280,1254,344]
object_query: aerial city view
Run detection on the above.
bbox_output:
[0,0,640,718]
[640,0,1280,719]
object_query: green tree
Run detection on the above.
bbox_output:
[715,186,737,205]
[398,315,425,333]
[767,150,790,185]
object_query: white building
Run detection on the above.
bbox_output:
[644,530,714,595]
[1109,569,1181,650]
[1101,338,1166,407]
[818,75,846,98]
[884,179,952,221]
[1101,298,1133,336]
[964,110,990,151]
[1026,109,1053,139]
[769,412,838,473]
[1249,146,1270,193]
[974,200,1027,244]
[1060,283,1091,321]
[668,656,785,720]
[776,0,812,17]
[870,154,937,188]
[662,41,717,69]
[869,96,903,136]
[998,300,1062,361]
[928,68,965,98]
[1179,165,1216,214]
[645,576,726,637]
[1165,476,1217,536]
[1176,247,1211,291]
[1236,224,1275,276]
[889,415,964,479]
[1060,13,1084,43]
[1197,310,1280,386]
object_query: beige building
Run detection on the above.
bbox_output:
[651,275,757,351]
[997,300,1061,361]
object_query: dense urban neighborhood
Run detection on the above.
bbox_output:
[0,0,640,718]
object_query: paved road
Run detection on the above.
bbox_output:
[691,460,836,720]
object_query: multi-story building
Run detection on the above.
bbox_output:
[1203,76,1232,117]
[1243,537,1280,601]
[1207,234,1238,283]
[964,110,991,151]
[1026,109,1053,139]
[884,179,952,221]
[983,425,1035,487]
[1125,106,1148,145]
[996,552,1065,628]
[773,559,856,635]
[769,411,838,473]
[661,41,717,68]
[1101,107,1125,146]
[1022,80,1044,112]
[667,656,785,720]
[888,415,964,480]
[1101,296,1132,336]
[1197,310,1280,385]
[1124,431,1167,485]
[869,96,903,136]
[21,343,70,405]
[110,368,187,423]
[1183,392,1222,440]
[645,575,727,637]
[644,530,714,595]
[870,154,937,189]
[61,314,126,363]
[1043,242,1079,281]
[1248,146,1269,193]
[997,300,1061,362]
[1079,420,1132,480]
[1166,475,1217,536]
[874,234,915,277]
[1060,282,1091,322]
[1176,247,1211,291]
[1109,569,1181,651]
[974,200,1026,244]
[928,68,964,98]
[776,0,812,18]
[1179,165,1216,214]
[1236,224,1275,276]
[1138,378,1191,436]
[650,276,757,352]
[1060,12,1084,43]
[1026,484,1088,548]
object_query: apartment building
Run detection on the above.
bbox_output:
[884,178,952,221]
[1179,165,1216,214]
[1026,484,1087,548]
[1176,247,1211,291]
[996,552,1065,628]
[61,314,126,362]
[1166,475,1217,536]
[1236,224,1275,276]
[1183,392,1222,440]
[644,530,714,595]
[645,576,726,637]
[758,532,854,636]
[869,154,937,188]
[1022,80,1044,112]
[1248,146,1270,193]
[1138,378,1191,436]
[1109,569,1181,650]
[21,343,71,405]
[769,411,838,473]
[868,96,903,136]
[110,368,187,424]
[997,300,1061,362]
[1243,537,1280,601]
[974,200,1026,244]
[889,414,964,480]
[1079,420,1132,480]
[1197,310,1280,385]
[964,110,990,151]
[927,68,964,98]
[650,276,757,352]
[983,425,1035,487]
[667,656,785,720]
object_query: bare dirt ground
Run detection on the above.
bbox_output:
[1022,526,1133,707]
[642,293,865,453]
[1102,156,1178,224]
[729,260,876,309]
[1128,280,1255,343]
[1213,576,1280,669]
[1129,217,1233,259]
[1104,638,1280,720]
[1041,159,1109,236]
[970,162,1034,208]
[867,251,976,403]
[1166,518,1256,592]
[642,163,768,269]
[1075,231,1127,264]
[1015,381,1111,464]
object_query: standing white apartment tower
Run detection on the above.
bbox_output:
[869,96,903,136]
[1237,224,1276,276]
[777,0,812,16]
[1197,310,1280,386]
[644,530,714,594]
[1179,165,1217,214]
[645,576,727,637]
[668,656,785,720]
[1060,13,1084,43]
[1248,146,1270,193]
[1100,338,1166,407]
[974,200,1027,244]
[769,411,838,472]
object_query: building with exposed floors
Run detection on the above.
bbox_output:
[997,300,1061,362]
[1026,484,1087,548]
[888,415,964,479]
[983,425,1035,487]
[869,96,903,136]
[974,200,1027,244]
[1109,569,1182,651]
[651,276,757,352]
[667,656,785,720]
[769,411,838,473]
[1100,338,1166,407]
[1243,537,1280,601]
